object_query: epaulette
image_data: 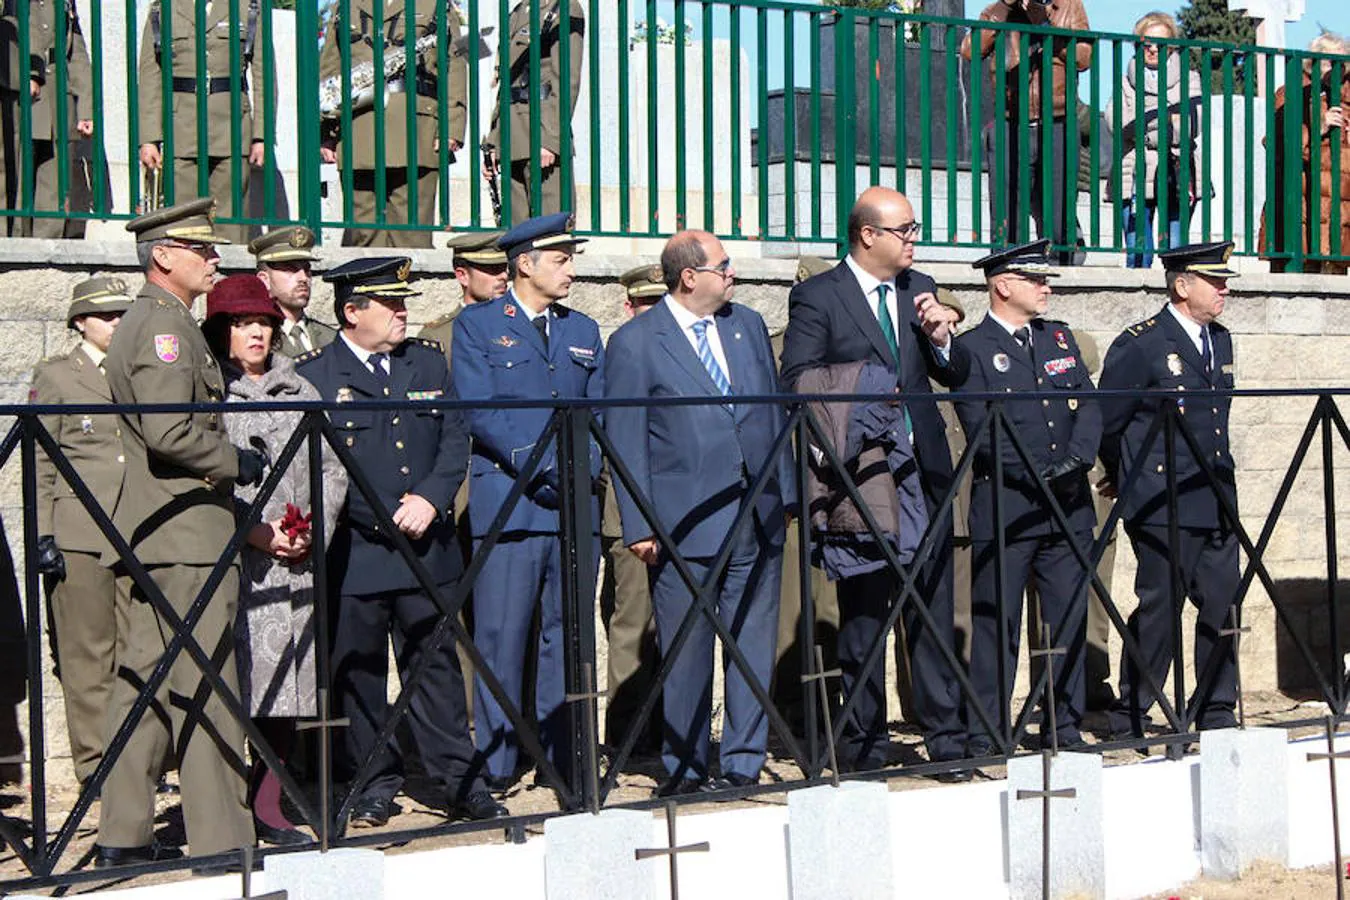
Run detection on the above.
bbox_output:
[293,345,326,365]
[1125,317,1158,338]
[423,312,456,329]
[408,336,443,352]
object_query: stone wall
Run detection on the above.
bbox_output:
[2,239,1349,701]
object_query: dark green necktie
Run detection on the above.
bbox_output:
[876,283,900,367]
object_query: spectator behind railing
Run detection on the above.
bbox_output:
[1105,12,1203,270]
[961,0,1092,266]
[202,275,347,847]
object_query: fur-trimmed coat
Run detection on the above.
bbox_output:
[224,354,346,717]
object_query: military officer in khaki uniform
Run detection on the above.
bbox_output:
[250,226,337,358]
[599,263,664,754]
[319,1,469,247]
[31,278,133,788]
[769,256,840,734]
[95,198,268,867]
[419,230,509,368]
[136,0,266,244]
[0,5,44,235]
[22,0,92,238]
[484,0,585,226]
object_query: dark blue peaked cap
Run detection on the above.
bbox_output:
[971,239,1059,277]
[499,212,588,261]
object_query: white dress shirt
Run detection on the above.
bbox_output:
[340,333,389,376]
[519,300,551,339]
[664,294,732,385]
[843,254,951,362]
[987,309,1028,343]
[282,317,313,352]
[1166,303,1210,363]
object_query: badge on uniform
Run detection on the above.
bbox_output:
[568,345,595,360]
[154,334,180,363]
[993,352,1010,373]
[504,304,517,318]
[80,416,94,434]
[1166,353,1183,376]
[336,387,354,403]
[1054,329,1069,350]
[493,335,518,348]
[1043,356,1077,376]
[406,389,444,400]
[1068,399,1079,411]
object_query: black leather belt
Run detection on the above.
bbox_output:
[172,76,247,94]
[509,83,554,103]
[386,74,439,100]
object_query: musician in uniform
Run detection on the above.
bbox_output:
[1099,241,1243,738]
[0,4,45,235]
[484,0,585,226]
[96,198,266,866]
[24,0,93,238]
[136,0,266,243]
[319,0,469,247]
[297,256,507,827]
[419,230,509,368]
[32,277,133,790]
[250,226,336,358]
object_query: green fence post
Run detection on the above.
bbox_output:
[835,7,856,255]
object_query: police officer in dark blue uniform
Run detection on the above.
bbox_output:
[953,240,1101,755]
[451,213,604,791]
[1098,241,1241,738]
[297,257,507,827]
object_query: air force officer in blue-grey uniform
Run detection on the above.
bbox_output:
[452,213,604,790]
[1098,241,1242,738]
[605,231,796,794]
[297,257,506,827]
[952,240,1100,755]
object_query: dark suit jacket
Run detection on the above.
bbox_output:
[780,260,970,508]
[297,335,468,595]
[605,300,796,559]
[1098,305,1236,529]
[952,315,1100,542]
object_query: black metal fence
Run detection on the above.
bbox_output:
[0,386,1346,890]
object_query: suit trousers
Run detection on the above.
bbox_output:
[507,158,568,226]
[98,564,252,855]
[332,583,480,804]
[1109,524,1241,735]
[472,534,566,781]
[969,533,1091,750]
[837,525,964,767]
[650,521,781,782]
[49,550,122,784]
[771,523,839,734]
[171,156,251,245]
[343,167,436,248]
[995,117,1082,265]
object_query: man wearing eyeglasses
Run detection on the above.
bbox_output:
[780,186,970,781]
[605,231,795,795]
[95,198,268,867]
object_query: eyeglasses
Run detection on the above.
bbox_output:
[873,221,922,240]
[166,240,218,260]
[689,258,733,276]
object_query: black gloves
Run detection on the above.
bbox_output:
[1040,455,1089,507]
[529,468,561,510]
[1040,455,1086,485]
[35,535,65,580]
[236,443,268,487]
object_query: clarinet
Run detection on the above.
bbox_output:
[484,145,503,226]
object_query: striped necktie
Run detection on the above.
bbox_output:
[691,320,731,397]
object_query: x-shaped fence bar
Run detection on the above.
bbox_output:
[0,387,1348,889]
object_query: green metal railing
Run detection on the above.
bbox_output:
[0,1,1345,268]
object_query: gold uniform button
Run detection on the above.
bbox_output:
[1042,400,1049,407]
[1215,428,1221,435]
[346,421,354,428]
[400,465,410,475]
[395,440,404,450]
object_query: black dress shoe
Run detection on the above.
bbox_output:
[94,843,184,869]
[965,740,995,760]
[451,789,509,821]
[933,767,974,784]
[254,817,312,846]
[348,797,398,829]
[706,772,758,791]
[1085,684,1116,712]
[654,777,707,798]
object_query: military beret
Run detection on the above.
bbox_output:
[619,263,665,300]
[795,256,835,285]
[67,276,133,326]
[206,275,283,324]
[446,231,508,267]
[499,211,587,261]
[1159,241,1240,278]
[972,239,1059,278]
[324,257,420,322]
[249,226,319,264]
[125,197,232,244]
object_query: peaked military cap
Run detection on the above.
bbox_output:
[499,211,587,261]
[125,197,232,244]
[249,226,319,264]
[795,255,835,285]
[67,276,134,326]
[1159,241,1240,278]
[324,257,420,312]
[972,239,1059,278]
[619,263,665,300]
[446,231,508,267]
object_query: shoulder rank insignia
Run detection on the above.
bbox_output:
[409,336,441,351]
[1126,317,1158,337]
[293,346,324,364]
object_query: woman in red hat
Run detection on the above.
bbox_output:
[203,274,347,845]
